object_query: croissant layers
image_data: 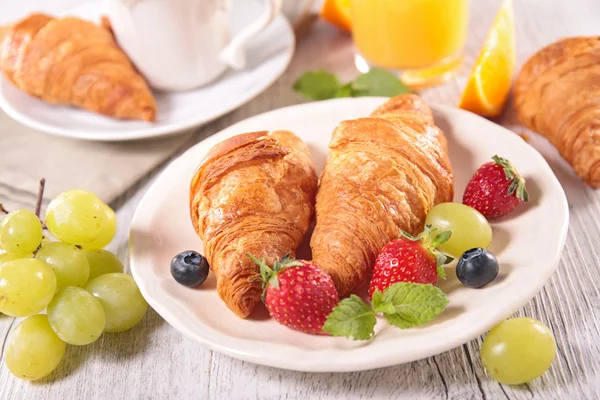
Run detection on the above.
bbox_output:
[0,13,156,121]
[190,131,318,318]
[310,95,454,297]
[515,36,600,188]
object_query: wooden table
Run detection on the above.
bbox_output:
[2,0,600,398]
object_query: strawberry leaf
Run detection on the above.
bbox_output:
[435,253,448,279]
[377,283,449,329]
[430,230,452,248]
[322,295,376,340]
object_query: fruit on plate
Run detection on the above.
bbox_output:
[458,0,515,117]
[4,314,66,380]
[0,209,43,256]
[368,225,452,299]
[0,258,57,317]
[171,250,210,287]
[463,155,529,219]
[85,273,148,333]
[456,248,499,288]
[82,248,124,281]
[47,286,106,345]
[248,254,339,335]
[320,0,351,32]
[481,317,556,384]
[425,203,492,258]
[35,242,90,288]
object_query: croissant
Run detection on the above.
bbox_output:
[514,37,600,187]
[0,13,156,121]
[310,95,454,297]
[190,130,318,318]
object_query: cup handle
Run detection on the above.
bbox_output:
[219,0,282,70]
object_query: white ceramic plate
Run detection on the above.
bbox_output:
[0,0,294,141]
[129,98,569,372]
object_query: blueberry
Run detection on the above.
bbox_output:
[171,251,209,287]
[456,248,498,288]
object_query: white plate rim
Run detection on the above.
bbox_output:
[129,98,569,372]
[0,7,295,142]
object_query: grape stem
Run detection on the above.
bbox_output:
[34,178,46,219]
[0,203,7,214]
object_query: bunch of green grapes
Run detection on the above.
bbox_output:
[0,188,148,381]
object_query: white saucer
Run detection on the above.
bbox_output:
[0,0,294,141]
[129,97,569,372]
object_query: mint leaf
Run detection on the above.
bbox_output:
[334,83,353,98]
[371,290,395,314]
[378,283,448,329]
[293,70,341,100]
[351,69,410,97]
[322,295,376,340]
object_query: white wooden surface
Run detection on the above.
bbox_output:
[2,0,600,398]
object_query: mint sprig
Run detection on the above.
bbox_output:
[322,295,377,340]
[293,69,410,101]
[323,283,449,340]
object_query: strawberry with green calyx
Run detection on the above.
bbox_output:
[247,253,338,335]
[463,155,530,219]
[368,225,453,299]
[323,282,449,340]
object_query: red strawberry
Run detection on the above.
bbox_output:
[368,226,452,299]
[248,254,338,335]
[463,155,529,219]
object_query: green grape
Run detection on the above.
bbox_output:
[45,189,110,246]
[4,314,66,380]
[47,286,105,345]
[85,273,148,333]
[0,259,57,316]
[79,204,117,250]
[35,242,90,288]
[0,252,21,266]
[82,249,124,281]
[0,210,42,255]
[40,235,53,247]
[425,202,492,257]
[481,317,556,385]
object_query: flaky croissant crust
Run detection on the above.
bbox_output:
[190,131,317,318]
[515,36,600,187]
[310,95,454,297]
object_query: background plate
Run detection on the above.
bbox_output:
[129,97,568,372]
[0,0,294,141]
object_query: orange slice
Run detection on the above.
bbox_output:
[459,0,516,117]
[320,0,351,32]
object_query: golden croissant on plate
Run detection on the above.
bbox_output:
[310,95,454,297]
[190,130,318,318]
[515,36,600,188]
[0,13,156,121]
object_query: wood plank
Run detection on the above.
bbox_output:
[1,0,600,398]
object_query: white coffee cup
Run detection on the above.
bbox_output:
[105,0,282,91]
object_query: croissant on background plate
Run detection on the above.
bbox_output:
[515,36,600,188]
[310,95,454,297]
[0,13,156,121]
[190,130,318,318]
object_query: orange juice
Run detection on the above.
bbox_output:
[351,0,469,72]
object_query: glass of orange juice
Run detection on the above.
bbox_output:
[350,0,470,87]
